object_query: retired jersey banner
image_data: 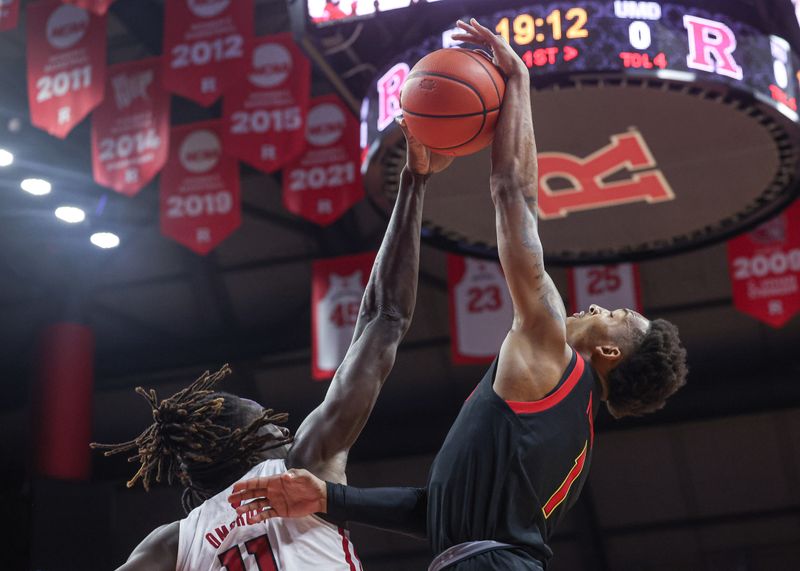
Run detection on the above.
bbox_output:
[60,0,115,15]
[448,255,514,365]
[727,201,800,328]
[0,0,19,31]
[312,251,376,380]
[283,95,363,226]
[160,121,241,255]
[162,0,252,106]
[91,58,170,196]
[27,1,106,138]
[222,33,310,173]
[567,263,642,314]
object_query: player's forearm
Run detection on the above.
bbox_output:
[325,482,428,539]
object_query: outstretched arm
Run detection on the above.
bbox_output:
[287,121,453,483]
[115,522,179,571]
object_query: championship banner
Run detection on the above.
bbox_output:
[0,0,19,31]
[26,1,106,138]
[162,0,253,107]
[60,0,115,15]
[567,263,642,314]
[160,121,241,255]
[447,255,514,365]
[91,58,170,196]
[312,251,376,380]
[727,201,800,328]
[222,33,310,173]
[283,94,364,226]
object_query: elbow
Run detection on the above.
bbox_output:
[363,305,411,340]
[490,174,536,205]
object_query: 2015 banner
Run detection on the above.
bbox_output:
[160,121,241,255]
[91,58,170,196]
[0,0,19,31]
[727,201,800,328]
[60,0,115,15]
[283,95,364,226]
[312,251,376,380]
[27,1,106,138]
[223,33,310,173]
[162,0,252,106]
[567,263,642,314]
[448,255,513,365]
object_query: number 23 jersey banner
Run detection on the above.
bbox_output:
[160,121,241,255]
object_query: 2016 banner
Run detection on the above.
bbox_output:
[60,0,115,15]
[283,95,364,226]
[0,0,19,31]
[91,58,170,196]
[223,33,310,173]
[312,251,376,380]
[162,0,252,106]
[27,1,106,138]
[448,255,513,365]
[160,121,241,255]
[567,263,642,315]
[727,201,800,328]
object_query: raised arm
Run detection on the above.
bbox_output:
[287,120,453,483]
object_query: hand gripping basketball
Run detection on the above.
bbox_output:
[227,468,327,524]
[397,116,454,176]
[451,18,528,78]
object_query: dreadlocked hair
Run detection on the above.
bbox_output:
[91,364,292,513]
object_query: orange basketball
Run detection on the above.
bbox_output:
[400,48,506,157]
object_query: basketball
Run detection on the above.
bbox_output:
[400,48,506,157]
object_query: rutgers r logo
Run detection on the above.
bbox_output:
[537,129,674,219]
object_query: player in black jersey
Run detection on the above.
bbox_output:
[228,19,688,571]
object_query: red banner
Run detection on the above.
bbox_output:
[91,58,170,196]
[26,1,106,138]
[312,252,376,380]
[222,34,310,173]
[60,0,115,15]
[160,121,241,255]
[567,263,642,314]
[162,0,252,106]
[448,255,514,365]
[283,95,363,225]
[0,0,19,31]
[727,201,800,328]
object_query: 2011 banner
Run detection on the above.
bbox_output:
[448,255,513,365]
[223,33,310,173]
[283,95,364,226]
[160,121,241,255]
[727,201,800,328]
[567,263,642,315]
[162,0,252,106]
[60,0,115,15]
[312,251,376,380]
[27,1,106,138]
[0,0,19,31]
[91,58,170,196]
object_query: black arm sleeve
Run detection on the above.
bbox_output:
[324,482,428,540]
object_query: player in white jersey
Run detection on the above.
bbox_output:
[91,118,453,571]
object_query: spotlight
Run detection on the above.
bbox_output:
[0,149,12,167]
[20,178,51,196]
[55,206,86,224]
[90,232,120,249]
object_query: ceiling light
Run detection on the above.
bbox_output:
[90,232,120,249]
[0,149,12,167]
[55,206,86,224]
[20,178,51,196]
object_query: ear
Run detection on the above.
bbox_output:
[594,344,622,363]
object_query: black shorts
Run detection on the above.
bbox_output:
[447,548,545,571]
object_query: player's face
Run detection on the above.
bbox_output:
[566,304,650,352]
[239,398,291,441]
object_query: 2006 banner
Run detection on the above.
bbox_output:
[160,121,241,255]
[91,58,170,196]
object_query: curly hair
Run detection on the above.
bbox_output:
[605,319,688,419]
[91,365,292,512]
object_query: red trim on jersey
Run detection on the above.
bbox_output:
[587,392,595,449]
[542,440,588,518]
[505,351,585,414]
[338,527,358,571]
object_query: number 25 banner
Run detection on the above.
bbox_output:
[312,252,376,380]
[91,58,170,196]
[163,0,252,106]
[727,201,800,328]
[27,1,106,138]
[448,255,514,365]
[160,121,241,255]
[567,263,642,315]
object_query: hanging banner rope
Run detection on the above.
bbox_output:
[0,0,19,31]
[60,0,115,15]
[567,263,642,315]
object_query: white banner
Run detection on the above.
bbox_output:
[567,263,642,314]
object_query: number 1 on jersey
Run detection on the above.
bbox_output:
[218,534,277,571]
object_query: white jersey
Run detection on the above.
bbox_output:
[177,459,362,571]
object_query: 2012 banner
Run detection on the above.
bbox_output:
[162,0,252,106]
[27,0,106,138]
[60,0,115,15]
[727,201,800,328]
[312,251,376,380]
[223,33,310,173]
[160,121,241,255]
[448,255,513,365]
[567,263,642,314]
[91,58,170,196]
[0,0,19,31]
[283,95,364,226]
